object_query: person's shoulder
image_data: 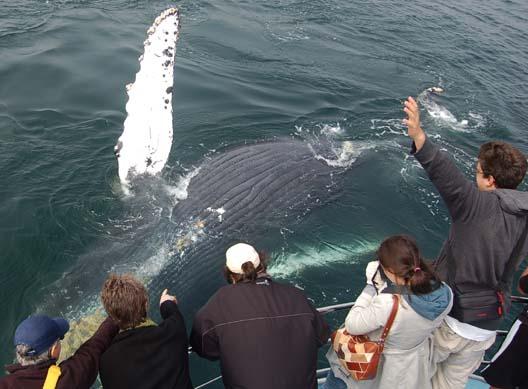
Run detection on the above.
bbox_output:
[198,285,232,310]
[370,293,398,312]
[372,292,396,304]
[0,374,16,388]
[272,279,304,292]
[212,284,235,298]
[272,280,314,302]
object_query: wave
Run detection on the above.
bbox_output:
[269,238,379,278]
[418,87,486,133]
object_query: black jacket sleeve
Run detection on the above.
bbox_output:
[189,301,220,361]
[412,137,480,222]
[159,300,187,337]
[59,317,119,389]
[310,303,331,347]
[519,274,528,294]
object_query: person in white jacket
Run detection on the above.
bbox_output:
[324,235,453,389]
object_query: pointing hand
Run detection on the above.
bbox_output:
[160,288,178,306]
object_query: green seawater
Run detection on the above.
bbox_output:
[1,0,527,386]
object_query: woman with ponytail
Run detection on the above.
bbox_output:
[324,235,453,389]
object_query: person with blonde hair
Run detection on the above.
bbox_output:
[99,274,192,389]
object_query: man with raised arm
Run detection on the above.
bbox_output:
[404,96,528,389]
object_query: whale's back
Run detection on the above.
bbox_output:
[161,140,342,311]
[173,140,340,229]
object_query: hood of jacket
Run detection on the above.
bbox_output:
[402,283,452,321]
[495,189,528,216]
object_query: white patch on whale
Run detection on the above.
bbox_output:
[206,207,226,222]
[115,8,180,185]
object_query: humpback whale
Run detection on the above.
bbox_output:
[154,139,344,308]
[109,8,352,309]
[45,9,354,334]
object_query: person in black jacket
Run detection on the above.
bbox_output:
[190,242,330,389]
[99,274,193,389]
[481,269,528,389]
[404,96,528,389]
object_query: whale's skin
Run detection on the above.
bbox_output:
[174,140,339,231]
[115,8,180,185]
[148,139,344,312]
[44,139,343,318]
[43,9,346,320]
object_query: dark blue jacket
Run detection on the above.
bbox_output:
[190,275,330,389]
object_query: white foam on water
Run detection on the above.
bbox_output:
[370,118,406,137]
[163,167,201,204]
[295,122,375,168]
[468,111,486,129]
[268,239,379,278]
[133,244,173,281]
[417,87,487,133]
[320,123,345,137]
[312,140,368,168]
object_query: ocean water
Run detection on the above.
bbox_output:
[1,0,527,385]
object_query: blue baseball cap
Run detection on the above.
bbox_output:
[14,315,69,356]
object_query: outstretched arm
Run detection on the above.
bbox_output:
[403,96,480,221]
[403,97,427,152]
[60,317,119,388]
[159,289,187,337]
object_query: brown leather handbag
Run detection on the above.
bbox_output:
[331,294,399,380]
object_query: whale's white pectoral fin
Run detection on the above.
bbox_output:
[116,8,180,184]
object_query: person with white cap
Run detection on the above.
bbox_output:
[190,242,330,389]
[0,313,118,389]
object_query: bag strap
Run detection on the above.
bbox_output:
[379,295,399,344]
[43,364,61,389]
[498,218,528,292]
[447,217,528,294]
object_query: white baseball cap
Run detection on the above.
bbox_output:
[225,243,260,274]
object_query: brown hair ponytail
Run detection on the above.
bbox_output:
[224,251,268,284]
[377,235,439,295]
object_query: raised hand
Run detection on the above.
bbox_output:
[403,96,426,151]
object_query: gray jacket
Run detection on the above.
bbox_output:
[326,283,453,389]
[413,137,528,329]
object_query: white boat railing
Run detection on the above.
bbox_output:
[192,295,528,388]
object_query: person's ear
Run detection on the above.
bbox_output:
[486,175,497,189]
[50,341,61,359]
